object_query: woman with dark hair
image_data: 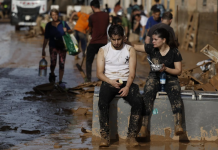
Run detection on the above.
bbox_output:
[42,9,72,87]
[133,28,184,137]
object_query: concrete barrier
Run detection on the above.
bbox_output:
[92,86,218,141]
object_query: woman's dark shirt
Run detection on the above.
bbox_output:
[44,21,70,47]
[145,44,183,79]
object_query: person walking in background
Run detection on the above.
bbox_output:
[146,8,161,32]
[42,9,72,86]
[134,14,148,43]
[117,10,130,40]
[104,4,111,13]
[86,0,109,82]
[107,17,122,42]
[114,0,122,14]
[127,4,132,20]
[70,11,89,57]
[151,0,166,17]
[145,11,176,44]
[132,0,140,11]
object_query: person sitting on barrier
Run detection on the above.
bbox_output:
[97,25,142,147]
[133,28,184,137]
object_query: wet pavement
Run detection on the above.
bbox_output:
[0,24,217,150]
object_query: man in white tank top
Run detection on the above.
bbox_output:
[97,25,142,147]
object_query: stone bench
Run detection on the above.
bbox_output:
[92,86,218,141]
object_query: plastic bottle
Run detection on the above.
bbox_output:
[39,58,47,77]
[160,72,166,92]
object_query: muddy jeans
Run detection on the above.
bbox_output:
[98,81,142,138]
[143,76,183,116]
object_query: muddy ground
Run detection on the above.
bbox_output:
[0,24,216,150]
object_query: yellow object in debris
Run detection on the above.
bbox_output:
[119,79,123,84]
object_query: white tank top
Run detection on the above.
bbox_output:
[101,42,131,81]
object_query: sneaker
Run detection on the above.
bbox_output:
[58,81,66,90]
[49,73,56,83]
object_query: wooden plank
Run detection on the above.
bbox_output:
[209,74,218,90]
[200,44,218,63]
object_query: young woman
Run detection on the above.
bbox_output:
[134,28,184,136]
[42,9,72,86]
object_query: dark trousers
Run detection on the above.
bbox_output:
[98,81,142,138]
[86,44,105,81]
[143,76,183,116]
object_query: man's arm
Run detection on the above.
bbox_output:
[119,47,136,97]
[69,12,77,22]
[97,48,121,89]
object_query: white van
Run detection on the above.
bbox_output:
[11,0,47,30]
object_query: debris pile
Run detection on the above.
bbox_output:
[179,44,218,91]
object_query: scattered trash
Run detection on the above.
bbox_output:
[21,129,41,134]
[73,107,88,115]
[179,44,218,91]
[54,143,62,149]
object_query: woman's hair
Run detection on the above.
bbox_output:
[50,9,59,16]
[153,28,178,48]
[108,25,124,38]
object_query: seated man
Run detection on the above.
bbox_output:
[97,25,142,147]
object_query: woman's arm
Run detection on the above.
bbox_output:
[133,44,145,52]
[42,38,49,57]
[161,62,182,76]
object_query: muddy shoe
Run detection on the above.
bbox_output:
[175,124,184,135]
[58,81,66,89]
[126,137,140,147]
[99,138,110,147]
[138,126,148,137]
[174,113,184,135]
[49,73,56,83]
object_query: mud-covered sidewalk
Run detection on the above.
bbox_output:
[0,24,216,150]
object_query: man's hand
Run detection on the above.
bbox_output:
[63,27,67,32]
[42,49,46,58]
[109,79,122,89]
[119,86,129,97]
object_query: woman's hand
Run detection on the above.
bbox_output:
[63,27,67,32]
[160,64,167,72]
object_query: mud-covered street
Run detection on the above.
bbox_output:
[0,23,217,150]
[0,24,92,149]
